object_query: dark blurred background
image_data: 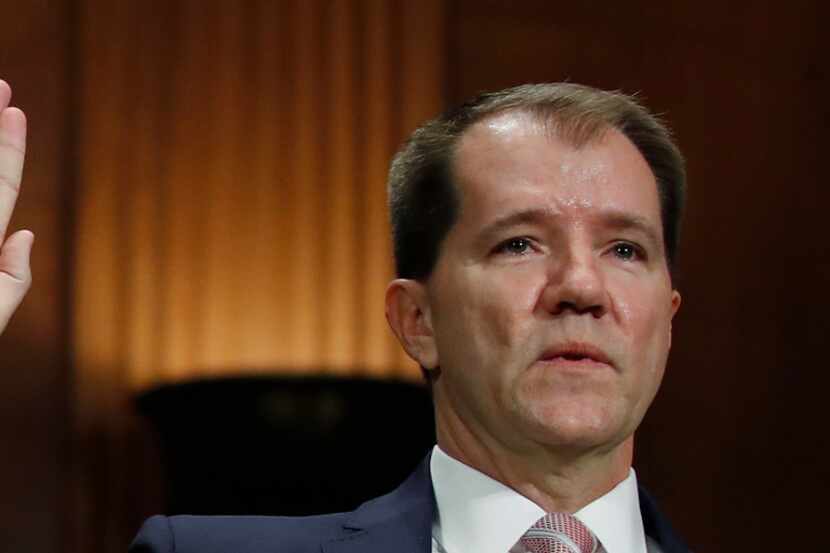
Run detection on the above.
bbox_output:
[0,0,827,551]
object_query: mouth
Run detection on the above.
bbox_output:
[538,342,613,369]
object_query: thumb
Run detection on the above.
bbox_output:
[0,229,34,333]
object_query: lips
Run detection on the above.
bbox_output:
[539,342,613,367]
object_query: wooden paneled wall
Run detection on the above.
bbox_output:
[70,1,445,550]
[74,0,447,395]
[0,2,73,552]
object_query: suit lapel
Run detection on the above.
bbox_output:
[645,535,666,553]
[322,458,435,553]
[638,485,691,553]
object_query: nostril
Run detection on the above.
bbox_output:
[553,300,605,318]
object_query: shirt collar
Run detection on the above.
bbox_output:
[573,462,646,553]
[430,445,647,553]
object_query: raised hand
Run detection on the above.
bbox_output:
[0,80,33,335]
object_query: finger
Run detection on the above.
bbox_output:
[0,229,33,333]
[0,228,33,280]
[0,106,27,243]
[0,80,10,112]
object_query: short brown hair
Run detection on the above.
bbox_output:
[388,82,686,280]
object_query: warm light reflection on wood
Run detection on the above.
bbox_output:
[73,0,446,393]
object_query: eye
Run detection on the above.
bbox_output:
[611,242,643,261]
[495,237,533,256]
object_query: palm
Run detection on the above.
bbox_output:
[0,80,33,334]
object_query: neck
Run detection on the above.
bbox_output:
[435,404,633,514]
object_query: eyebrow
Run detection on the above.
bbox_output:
[476,208,554,244]
[600,211,663,250]
[475,207,664,250]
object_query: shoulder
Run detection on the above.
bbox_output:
[129,512,351,553]
[637,485,692,553]
[129,456,435,553]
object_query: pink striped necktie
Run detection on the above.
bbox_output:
[520,513,601,553]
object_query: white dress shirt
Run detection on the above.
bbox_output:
[430,445,648,553]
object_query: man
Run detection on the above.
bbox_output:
[0,80,689,553]
[130,82,690,553]
[0,80,34,337]
[0,79,666,552]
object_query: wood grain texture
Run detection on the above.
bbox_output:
[0,2,73,552]
[73,0,442,394]
[69,2,443,547]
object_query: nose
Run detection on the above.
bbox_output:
[539,247,608,318]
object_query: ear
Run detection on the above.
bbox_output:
[668,289,682,347]
[670,289,682,318]
[385,279,439,369]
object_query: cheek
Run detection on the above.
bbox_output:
[433,265,545,364]
[613,279,673,337]
[615,287,674,382]
[475,265,547,347]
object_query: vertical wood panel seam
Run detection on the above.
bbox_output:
[351,0,369,373]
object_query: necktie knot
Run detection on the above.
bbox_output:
[520,513,598,553]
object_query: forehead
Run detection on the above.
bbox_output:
[451,111,662,232]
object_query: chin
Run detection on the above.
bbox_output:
[517,398,628,453]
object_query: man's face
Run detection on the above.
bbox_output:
[424,111,680,456]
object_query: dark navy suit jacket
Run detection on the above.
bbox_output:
[130,457,690,553]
